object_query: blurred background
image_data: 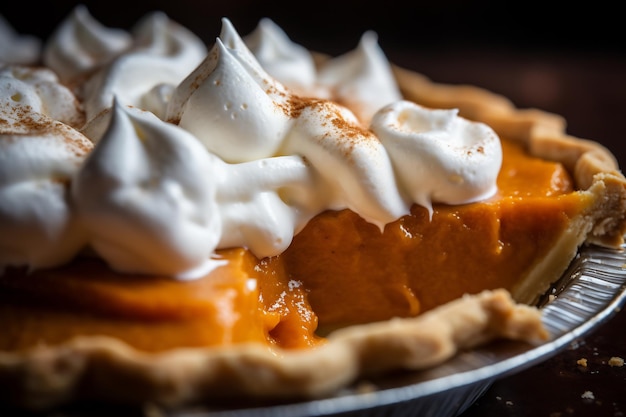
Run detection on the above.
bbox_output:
[2,0,625,166]
[2,0,625,53]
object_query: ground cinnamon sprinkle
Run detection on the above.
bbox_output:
[330,112,369,140]
[285,94,320,118]
[1,105,92,157]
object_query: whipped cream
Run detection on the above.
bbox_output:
[166,35,293,162]
[214,154,320,258]
[281,99,409,228]
[372,101,502,215]
[168,20,408,228]
[0,65,85,128]
[73,100,222,278]
[316,30,402,126]
[43,5,132,84]
[0,65,92,272]
[0,9,503,279]
[244,19,402,126]
[80,11,207,122]
[244,18,318,96]
[0,15,41,65]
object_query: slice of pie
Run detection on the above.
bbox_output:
[0,8,625,412]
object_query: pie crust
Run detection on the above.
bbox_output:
[1,64,625,412]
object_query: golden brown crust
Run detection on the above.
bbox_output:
[0,289,546,410]
[2,63,625,411]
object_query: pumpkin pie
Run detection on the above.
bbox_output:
[0,9,625,412]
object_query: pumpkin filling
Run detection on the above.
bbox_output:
[0,139,591,353]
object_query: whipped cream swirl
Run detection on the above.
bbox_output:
[43,5,132,83]
[0,65,85,128]
[244,18,318,96]
[73,101,222,278]
[0,10,503,279]
[372,101,502,215]
[0,15,41,65]
[244,19,402,125]
[0,66,92,271]
[43,6,207,122]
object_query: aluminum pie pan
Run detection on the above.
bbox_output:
[174,242,626,417]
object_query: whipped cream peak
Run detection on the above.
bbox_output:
[283,100,410,228]
[79,10,207,123]
[241,21,399,123]
[214,154,321,257]
[132,11,177,52]
[371,100,502,215]
[165,17,279,125]
[0,15,42,65]
[73,99,222,278]
[0,13,504,279]
[43,5,132,83]
[0,107,92,272]
[317,30,402,126]
[0,65,85,128]
[131,11,207,60]
[244,18,318,96]
[167,35,292,163]
[218,18,267,74]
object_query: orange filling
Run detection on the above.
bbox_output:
[0,139,590,352]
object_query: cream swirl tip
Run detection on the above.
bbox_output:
[72,100,222,279]
[0,113,92,273]
[167,35,292,163]
[43,5,132,83]
[371,101,502,215]
[0,15,41,65]
[80,10,207,122]
[244,18,317,96]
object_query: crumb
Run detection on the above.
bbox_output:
[548,294,557,302]
[581,391,595,400]
[608,357,624,367]
[577,358,588,367]
[505,400,514,406]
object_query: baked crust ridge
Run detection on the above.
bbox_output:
[0,289,546,410]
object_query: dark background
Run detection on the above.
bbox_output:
[2,2,626,416]
[2,0,625,54]
[2,0,625,167]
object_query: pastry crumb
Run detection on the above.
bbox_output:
[581,391,595,400]
[577,358,588,367]
[608,356,624,367]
